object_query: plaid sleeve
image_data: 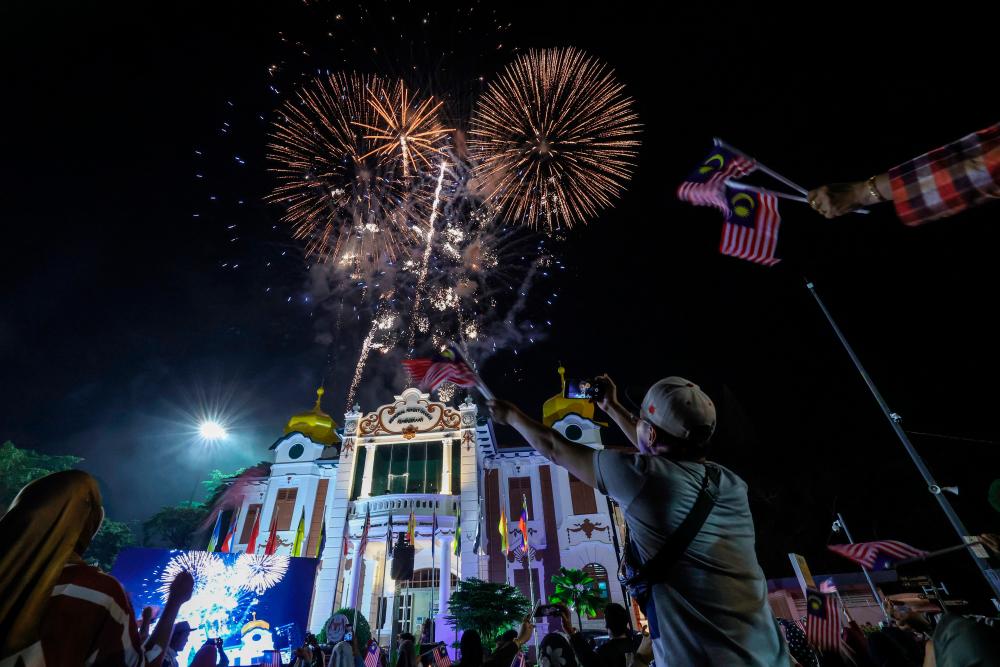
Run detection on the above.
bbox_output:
[889,122,1000,226]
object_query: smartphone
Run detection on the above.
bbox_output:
[533,604,561,618]
[344,631,353,642]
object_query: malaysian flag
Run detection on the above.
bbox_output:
[805,588,842,653]
[511,649,526,667]
[718,186,781,266]
[364,640,383,667]
[403,345,479,392]
[432,645,452,667]
[677,140,756,210]
[828,540,928,570]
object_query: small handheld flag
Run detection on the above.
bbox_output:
[677,140,756,209]
[805,588,842,653]
[364,640,383,667]
[718,186,781,266]
[828,540,928,570]
[432,644,452,667]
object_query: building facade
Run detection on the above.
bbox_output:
[218,369,629,646]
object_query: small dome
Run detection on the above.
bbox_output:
[286,386,341,446]
[541,366,594,427]
[241,613,271,636]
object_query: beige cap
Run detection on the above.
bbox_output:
[640,376,717,443]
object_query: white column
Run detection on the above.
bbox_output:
[435,536,453,649]
[440,438,453,495]
[360,443,377,498]
[347,538,364,608]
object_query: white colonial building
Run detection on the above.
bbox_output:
[215,368,631,646]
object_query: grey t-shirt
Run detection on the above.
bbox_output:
[594,450,787,667]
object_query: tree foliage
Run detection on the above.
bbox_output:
[446,578,531,646]
[549,567,606,627]
[0,440,82,507]
[86,518,136,571]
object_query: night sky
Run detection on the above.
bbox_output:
[2,1,998,601]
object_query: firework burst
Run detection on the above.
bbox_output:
[354,80,453,180]
[267,73,441,280]
[234,553,291,594]
[157,551,226,599]
[469,47,641,231]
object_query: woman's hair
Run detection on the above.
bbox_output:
[459,630,483,667]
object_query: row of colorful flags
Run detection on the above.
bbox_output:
[497,495,531,556]
[206,504,322,558]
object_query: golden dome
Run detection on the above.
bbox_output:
[241,612,271,635]
[285,386,341,446]
[542,366,594,427]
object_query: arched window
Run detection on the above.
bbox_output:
[583,563,611,619]
[408,568,460,588]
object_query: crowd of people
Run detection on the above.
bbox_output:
[1,123,998,666]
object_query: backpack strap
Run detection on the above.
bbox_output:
[621,463,721,588]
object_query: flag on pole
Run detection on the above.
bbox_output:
[519,497,529,551]
[828,540,928,570]
[264,507,279,556]
[315,516,326,558]
[387,514,395,557]
[403,345,479,392]
[498,509,509,555]
[246,506,262,555]
[511,650,526,667]
[291,508,306,557]
[220,506,240,554]
[431,509,438,559]
[432,645,452,667]
[359,508,371,556]
[364,640,383,667]
[407,511,416,544]
[718,186,782,266]
[454,505,462,557]
[805,588,842,653]
[677,140,756,209]
[206,511,224,552]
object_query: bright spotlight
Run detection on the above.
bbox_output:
[199,420,228,441]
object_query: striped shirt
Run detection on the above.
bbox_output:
[36,563,157,667]
[890,122,1000,226]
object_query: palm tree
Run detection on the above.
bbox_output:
[549,567,606,628]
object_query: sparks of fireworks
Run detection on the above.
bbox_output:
[353,80,453,180]
[407,161,449,349]
[347,299,391,408]
[234,553,291,594]
[158,551,226,600]
[267,73,437,278]
[469,47,641,231]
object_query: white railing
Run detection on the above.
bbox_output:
[351,493,460,519]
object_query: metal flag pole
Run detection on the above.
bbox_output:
[806,280,1000,599]
[378,519,393,645]
[833,513,889,620]
[715,138,870,214]
[522,494,540,664]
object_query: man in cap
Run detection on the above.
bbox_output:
[162,621,193,667]
[488,375,787,667]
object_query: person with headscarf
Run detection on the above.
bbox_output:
[0,470,194,666]
[451,618,534,667]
